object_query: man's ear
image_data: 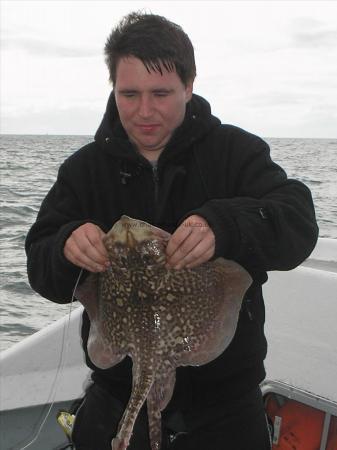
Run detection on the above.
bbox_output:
[185,80,194,102]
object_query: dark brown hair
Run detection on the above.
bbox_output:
[104,12,196,86]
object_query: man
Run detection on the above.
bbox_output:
[25,12,318,450]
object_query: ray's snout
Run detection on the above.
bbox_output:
[105,216,153,250]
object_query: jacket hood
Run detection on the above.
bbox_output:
[94,91,221,163]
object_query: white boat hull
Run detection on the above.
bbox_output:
[1,238,336,449]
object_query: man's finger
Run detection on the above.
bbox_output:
[166,230,202,267]
[64,238,106,272]
[166,222,192,258]
[64,223,109,271]
[170,236,214,269]
[185,247,215,269]
[86,229,109,262]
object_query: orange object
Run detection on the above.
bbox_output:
[327,415,337,450]
[265,394,280,418]
[266,397,325,449]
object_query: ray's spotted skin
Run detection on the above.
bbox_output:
[75,216,252,450]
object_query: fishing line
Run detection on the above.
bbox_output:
[18,269,84,450]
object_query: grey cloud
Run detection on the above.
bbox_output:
[245,89,336,109]
[245,91,304,107]
[289,17,337,49]
[2,104,102,135]
[2,36,100,58]
[291,28,337,48]
[290,17,325,30]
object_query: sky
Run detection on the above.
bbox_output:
[1,0,337,138]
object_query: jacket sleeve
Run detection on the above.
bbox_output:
[25,161,103,303]
[189,136,319,275]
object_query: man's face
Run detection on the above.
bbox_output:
[114,56,193,161]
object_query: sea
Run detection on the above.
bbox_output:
[1,135,336,351]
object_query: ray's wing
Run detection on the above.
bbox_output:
[148,258,252,368]
[75,273,126,369]
[75,273,99,322]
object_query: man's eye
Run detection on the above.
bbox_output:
[154,92,169,97]
[123,93,136,98]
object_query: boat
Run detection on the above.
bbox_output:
[261,238,337,449]
[1,237,336,450]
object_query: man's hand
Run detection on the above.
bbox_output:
[64,223,110,273]
[166,215,215,269]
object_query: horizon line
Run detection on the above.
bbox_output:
[1,133,336,140]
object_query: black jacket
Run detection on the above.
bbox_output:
[25,92,318,411]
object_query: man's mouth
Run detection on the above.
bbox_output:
[137,124,160,132]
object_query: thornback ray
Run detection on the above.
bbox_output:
[75,215,252,450]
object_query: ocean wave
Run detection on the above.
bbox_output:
[0,322,38,336]
[0,204,39,217]
[2,281,34,295]
[1,187,38,198]
[1,134,336,350]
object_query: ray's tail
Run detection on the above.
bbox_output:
[111,360,156,450]
[146,390,163,450]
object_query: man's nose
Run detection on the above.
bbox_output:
[138,95,154,118]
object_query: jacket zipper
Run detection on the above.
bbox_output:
[152,165,159,202]
[152,165,160,223]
